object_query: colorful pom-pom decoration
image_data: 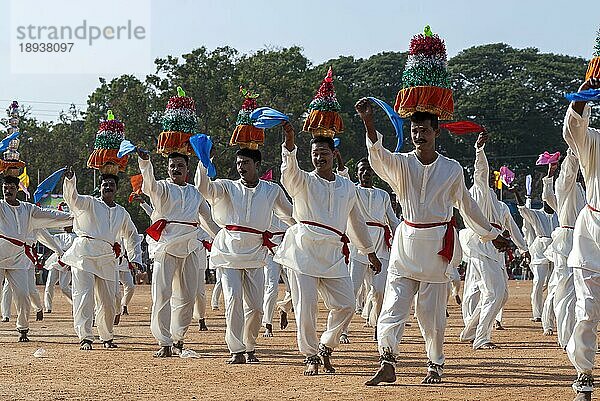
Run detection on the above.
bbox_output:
[87,110,128,173]
[585,28,600,80]
[302,67,344,138]
[229,86,265,150]
[395,26,454,120]
[157,86,197,156]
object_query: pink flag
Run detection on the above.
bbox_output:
[536,151,560,166]
[499,166,515,186]
[260,169,273,181]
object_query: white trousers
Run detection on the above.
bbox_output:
[115,270,135,312]
[2,279,13,319]
[211,267,222,309]
[377,273,448,365]
[459,257,508,349]
[462,260,480,324]
[27,269,43,313]
[193,251,208,321]
[262,255,289,326]
[151,251,199,347]
[567,268,600,384]
[71,268,116,342]
[553,254,576,348]
[542,266,558,332]
[44,268,72,311]
[220,266,264,354]
[0,269,30,330]
[345,259,389,332]
[286,268,354,357]
[531,262,551,319]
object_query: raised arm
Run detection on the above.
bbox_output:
[555,149,579,198]
[541,163,558,212]
[473,133,490,190]
[501,204,528,253]
[280,122,308,198]
[29,205,72,231]
[62,169,90,212]
[194,163,227,202]
[356,98,406,194]
[564,78,599,158]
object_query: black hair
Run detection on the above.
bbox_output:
[168,152,190,165]
[2,175,20,186]
[410,111,439,130]
[236,148,262,163]
[100,173,119,186]
[310,136,335,151]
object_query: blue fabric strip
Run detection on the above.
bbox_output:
[564,89,600,102]
[0,131,21,153]
[367,97,404,152]
[117,139,137,158]
[250,107,289,129]
[189,134,217,178]
[34,167,67,203]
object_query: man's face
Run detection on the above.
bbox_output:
[101,178,117,202]
[410,120,439,152]
[311,142,334,174]
[357,162,374,187]
[2,182,18,202]
[236,155,259,181]
[168,157,188,184]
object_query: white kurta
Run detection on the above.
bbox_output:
[541,149,586,261]
[0,201,71,270]
[464,145,528,263]
[61,175,142,281]
[274,145,375,278]
[517,205,558,266]
[562,104,600,270]
[139,158,217,261]
[195,164,293,269]
[46,232,78,272]
[367,132,500,283]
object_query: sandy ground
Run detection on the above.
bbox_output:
[0,280,578,401]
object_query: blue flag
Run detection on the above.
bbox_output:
[0,131,21,153]
[117,139,137,158]
[333,138,341,148]
[189,134,217,178]
[564,89,600,102]
[34,167,66,203]
[250,107,289,129]
[367,97,404,152]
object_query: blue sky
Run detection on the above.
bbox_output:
[1,0,598,121]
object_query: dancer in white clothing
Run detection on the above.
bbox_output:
[562,77,600,401]
[355,99,509,386]
[196,147,294,364]
[44,226,76,313]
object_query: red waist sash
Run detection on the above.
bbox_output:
[0,234,39,266]
[300,220,350,264]
[225,225,278,254]
[81,235,121,258]
[366,222,393,250]
[402,217,457,263]
[146,219,198,241]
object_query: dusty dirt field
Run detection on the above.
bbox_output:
[0,280,577,400]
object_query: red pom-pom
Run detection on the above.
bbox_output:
[166,96,196,111]
[409,34,447,58]
[241,98,258,111]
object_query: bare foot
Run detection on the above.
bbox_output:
[319,344,335,373]
[172,341,184,356]
[45,309,52,314]
[1,317,9,323]
[422,370,442,384]
[544,329,554,336]
[279,310,288,330]
[478,342,499,350]
[227,352,246,364]
[212,306,219,311]
[80,340,92,350]
[531,317,542,323]
[365,363,396,386]
[122,305,129,315]
[363,321,372,328]
[494,320,505,330]
[304,356,320,376]
[373,327,378,342]
[246,351,259,363]
[18,329,29,342]
[573,391,592,401]
[263,324,273,337]
[113,314,121,326]
[103,340,117,349]
[339,333,350,344]
[454,294,462,305]
[198,319,208,331]
[154,346,172,357]
[36,310,44,321]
